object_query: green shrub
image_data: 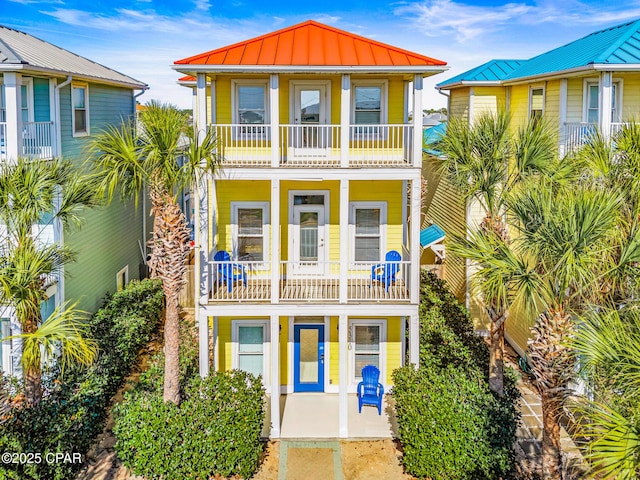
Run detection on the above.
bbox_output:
[0,279,164,480]
[114,370,265,480]
[393,271,520,480]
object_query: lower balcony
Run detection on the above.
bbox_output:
[0,121,54,161]
[562,122,627,153]
[207,260,412,303]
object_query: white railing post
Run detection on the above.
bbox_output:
[196,73,207,144]
[338,314,348,438]
[341,74,351,168]
[559,79,567,156]
[340,179,349,303]
[599,71,613,140]
[410,178,421,304]
[3,72,22,162]
[270,313,280,438]
[271,179,280,303]
[409,315,419,368]
[412,74,423,168]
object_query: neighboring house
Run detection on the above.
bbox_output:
[173,20,447,438]
[0,25,148,375]
[435,19,640,355]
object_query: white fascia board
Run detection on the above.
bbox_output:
[199,303,419,317]
[437,80,503,90]
[173,64,449,75]
[213,168,422,181]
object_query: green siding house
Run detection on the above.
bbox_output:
[0,25,149,375]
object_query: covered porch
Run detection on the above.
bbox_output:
[263,393,398,439]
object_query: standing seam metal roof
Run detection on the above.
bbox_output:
[0,25,147,88]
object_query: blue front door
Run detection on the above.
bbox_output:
[293,325,324,392]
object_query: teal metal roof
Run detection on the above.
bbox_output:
[437,59,526,88]
[503,19,640,80]
[420,224,446,248]
[423,122,446,156]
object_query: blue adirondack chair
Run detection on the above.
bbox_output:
[357,365,384,415]
[214,250,247,293]
[370,250,401,292]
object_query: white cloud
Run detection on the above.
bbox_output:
[193,0,211,12]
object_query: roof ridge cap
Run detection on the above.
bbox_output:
[593,18,640,63]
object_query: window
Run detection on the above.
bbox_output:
[231,202,269,261]
[350,320,386,382]
[0,79,33,123]
[116,266,129,291]
[232,320,270,382]
[72,83,89,136]
[350,202,387,262]
[232,80,268,138]
[351,80,387,137]
[584,80,622,124]
[529,87,544,121]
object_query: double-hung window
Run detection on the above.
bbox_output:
[72,83,89,136]
[351,320,385,382]
[529,87,544,122]
[584,79,622,124]
[233,80,268,139]
[232,320,270,384]
[0,79,33,123]
[231,202,269,261]
[351,80,387,137]
[350,202,387,262]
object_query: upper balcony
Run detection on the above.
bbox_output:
[561,122,628,154]
[214,124,415,168]
[0,121,55,161]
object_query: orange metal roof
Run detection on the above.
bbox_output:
[174,20,446,67]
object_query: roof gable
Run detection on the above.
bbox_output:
[0,25,146,89]
[175,20,446,67]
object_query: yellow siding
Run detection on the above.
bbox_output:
[504,301,537,357]
[621,73,640,120]
[329,316,339,385]
[510,84,529,128]
[385,317,402,385]
[449,88,470,120]
[215,77,233,123]
[566,77,585,123]
[422,155,466,301]
[544,80,561,127]
[472,87,506,118]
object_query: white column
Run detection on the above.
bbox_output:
[599,71,613,139]
[270,314,281,438]
[213,316,219,371]
[210,79,216,124]
[197,170,210,378]
[559,79,568,156]
[412,74,423,168]
[271,179,280,303]
[338,314,348,438]
[48,79,58,157]
[199,313,210,378]
[408,315,419,367]
[340,74,351,168]
[196,73,207,143]
[339,179,349,303]
[270,74,280,168]
[410,178,421,304]
[4,72,22,161]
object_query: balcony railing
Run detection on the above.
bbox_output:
[208,259,411,303]
[213,123,414,168]
[562,122,628,153]
[0,121,54,161]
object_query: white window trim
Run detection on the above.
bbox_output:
[0,77,34,123]
[349,319,387,388]
[351,79,388,125]
[231,201,270,262]
[116,265,129,291]
[231,78,271,131]
[582,78,623,124]
[231,319,271,390]
[71,82,90,137]
[349,201,387,262]
[288,79,332,124]
[528,84,545,119]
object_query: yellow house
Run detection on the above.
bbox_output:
[436,18,640,355]
[173,20,447,438]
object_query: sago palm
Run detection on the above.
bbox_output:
[0,157,99,405]
[436,111,557,396]
[90,100,219,404]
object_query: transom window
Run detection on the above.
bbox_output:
[231,202,269,261]
[350,202,387,262]
[72,83,89,136]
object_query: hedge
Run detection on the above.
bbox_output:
[392,271,520,480]
[0,279,164,480]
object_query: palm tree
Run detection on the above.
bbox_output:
[0,157,100,405]
[90,100,219,404]
[436,111,556,396]
[571,305,640,479]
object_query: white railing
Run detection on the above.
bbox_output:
[280,125,341,166]
[0,123,6,161]
[349,125,412,166]
[211,123,415,168]
[22,122,53,159]
[279,261,342,301]
[214,124,272,167]
[348,260,410,301]
[562,122,633,153]
[209,260,272,301]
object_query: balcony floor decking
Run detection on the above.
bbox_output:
[209,279,409,303]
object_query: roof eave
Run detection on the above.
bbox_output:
[437,80,503,90]
[172,64,448,75]
[0,63,148,90]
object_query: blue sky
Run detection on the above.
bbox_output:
[4,0,640,109]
